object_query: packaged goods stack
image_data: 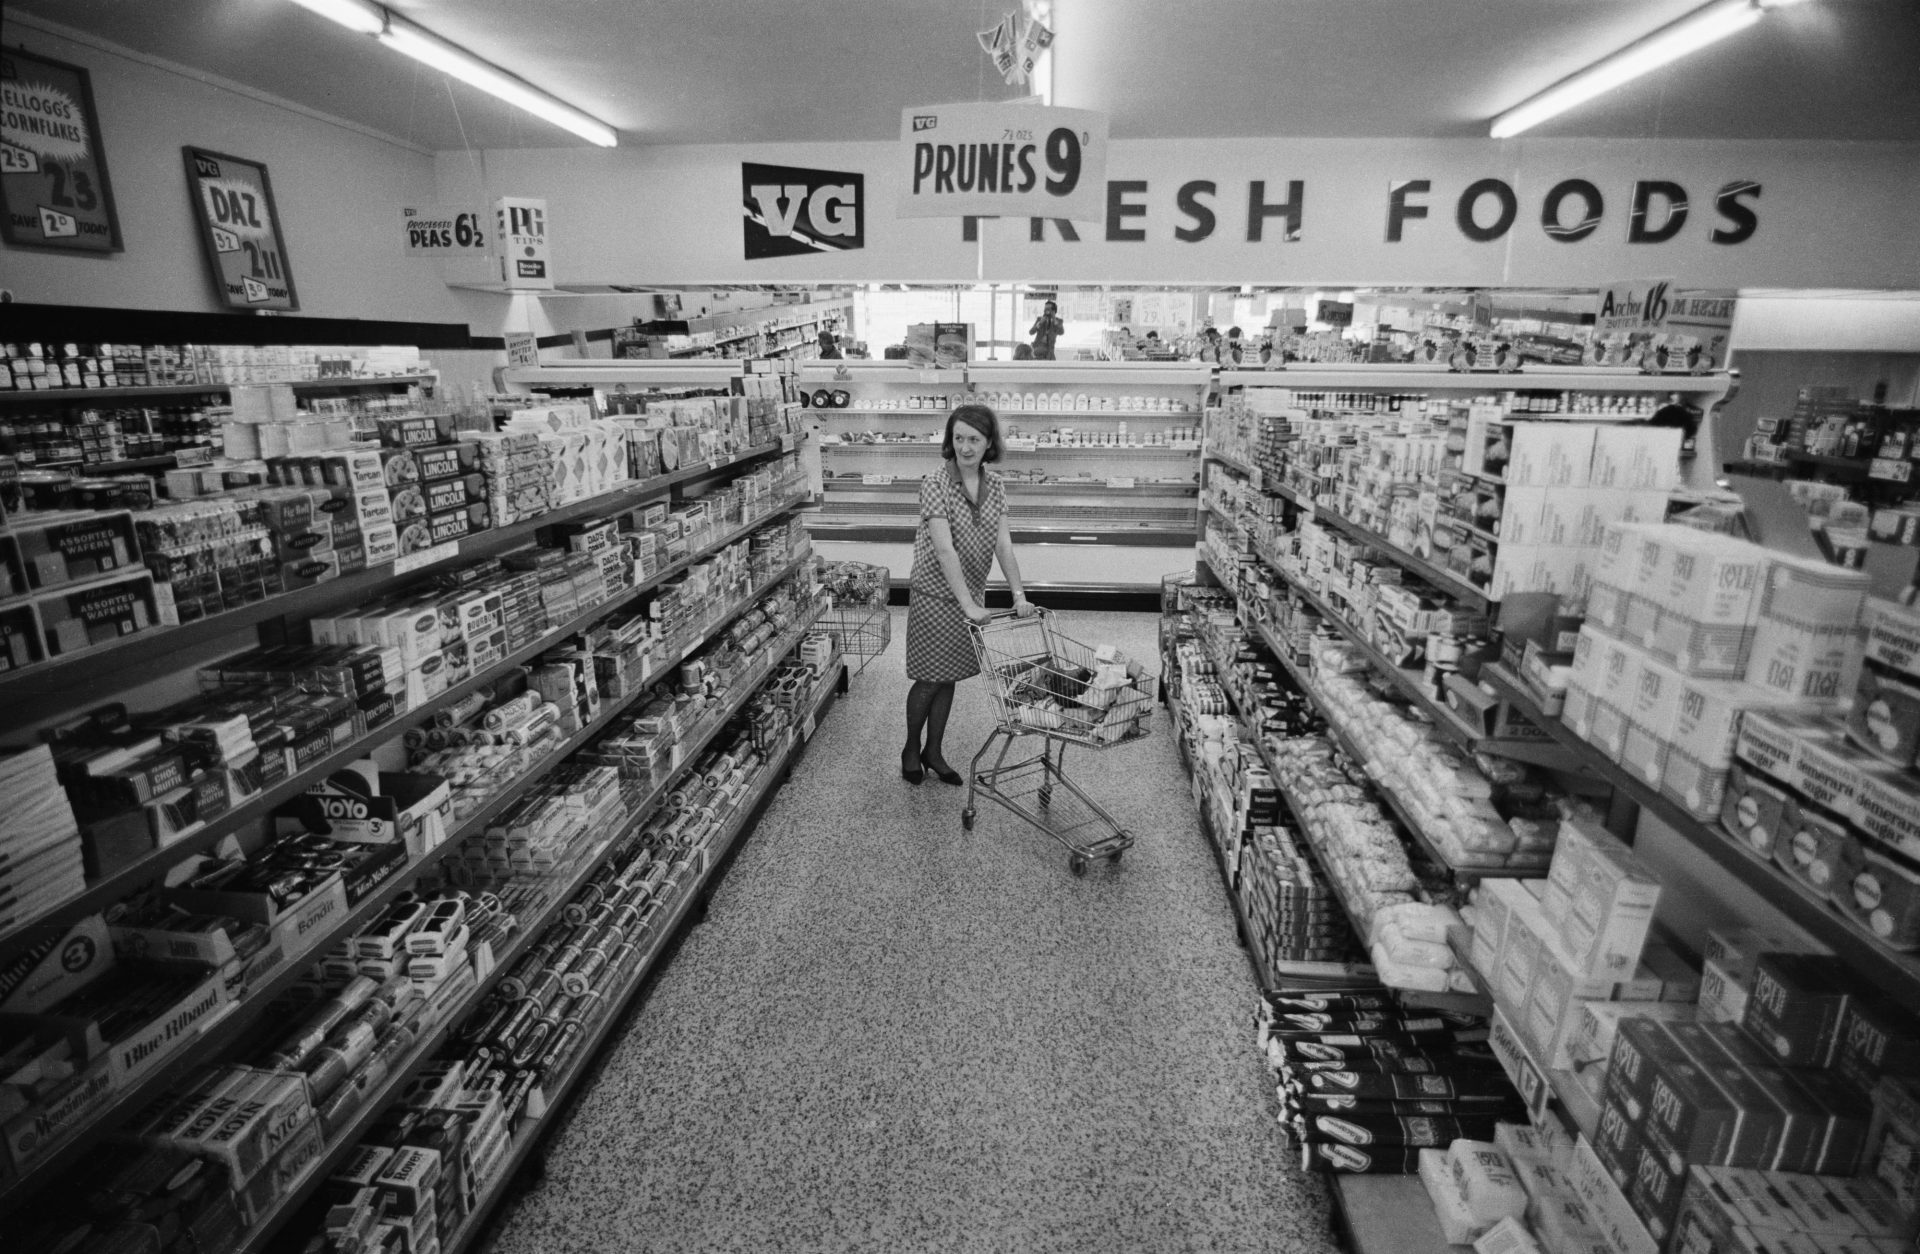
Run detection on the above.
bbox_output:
[1183,512,1605,992]
[1532,520,1920,959]
[3,546,841,1243]
[1450,796,1920,1254]
[0,341,431,470]
[0,384,798,677]
[1168,581,1497,994]
[1306,641,1563,874]
[1259,988,1528,1175]
[1205,385,1683,607]
[0,745,87,926]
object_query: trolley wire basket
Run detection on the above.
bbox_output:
[970,609,1156,750]
[816,560,892,677]
[961,608,1158,876]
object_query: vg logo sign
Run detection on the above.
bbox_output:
[741,162,864,260]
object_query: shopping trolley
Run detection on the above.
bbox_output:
[961,608,1158,876]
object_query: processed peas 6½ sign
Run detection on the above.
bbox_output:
[0,47,122,252]
[182,146,298,310]
[897,102,1108,223]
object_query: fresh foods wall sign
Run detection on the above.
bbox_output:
[965,174,1760,246]
[741,162,865,260]
[0,47,121,253]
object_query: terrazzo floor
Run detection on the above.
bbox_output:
[476,609,1337,1254]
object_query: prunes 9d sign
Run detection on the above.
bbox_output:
[0,48,121,252]
[897,102,1108,222]
[183,147,297,310]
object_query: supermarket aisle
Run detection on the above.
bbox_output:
[480,609,1334,1254]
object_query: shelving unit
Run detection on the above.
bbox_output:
[1219,365,1735,403]
[0,373,437,407]
[433,661,844,1254]
[1480,665,1920,1009]
[0,528,820,1210]
[0,441,797,725]
[1200,542,1495,759]
[647,296,851,360]
[1241,614,1532,885]
[213,646,847,1254]
[804,361,1208,554]
[1443,931,1602,1142]
[1170,689,1371,993]
[502,360,745,392]
[0,495,805,959]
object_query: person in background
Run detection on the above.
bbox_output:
[1029,300,1064,360]
[816,329,843,359]
[1196,326,1223,363]
[1012,343,1034,360]
[902,404,1035,785]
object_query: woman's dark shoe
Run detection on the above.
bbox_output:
[923,758,964,786]
[901,749,925,785]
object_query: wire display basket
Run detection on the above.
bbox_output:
[1161,568,1200,616]
[817,560,892,676]
[820,605,892,675]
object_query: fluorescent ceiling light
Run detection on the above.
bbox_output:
[286,0,384,34]
[1491,0,1764,138]
[378,21,618,146]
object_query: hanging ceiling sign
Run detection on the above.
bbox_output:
[494,195,553,290]
[183,146,297,310]
[1,47,122,253]
[401,204,490,258]
[897,102,1108,223]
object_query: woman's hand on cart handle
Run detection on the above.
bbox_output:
[1013,594,1038,619]
[963,601,994,624]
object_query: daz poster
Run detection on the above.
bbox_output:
[0,47,122,252]
[183,146,298,310]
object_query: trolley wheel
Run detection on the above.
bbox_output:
[1108,848,1124,865]
[962,810,974,831]
[1070,856,1087,877]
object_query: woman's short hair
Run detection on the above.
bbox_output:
[942,404,1002,463]
[1012,343,1034,360]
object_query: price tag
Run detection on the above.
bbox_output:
[1105,476,1136,489]
[504,331,539,368]
[1249,467,1265,492]
[393,540,458,574]
[174,446,215,468]
[1489,1007,1552,1125]
[1870,457,1912,482]
[861,474,895,486]
[779,432,796,452]
[804,714,817,741]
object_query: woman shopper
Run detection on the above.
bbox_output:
[902,404,1035,784]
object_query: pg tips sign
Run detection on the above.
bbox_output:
[494,196,553,289]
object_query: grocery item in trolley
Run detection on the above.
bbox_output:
[989,637,1154,747]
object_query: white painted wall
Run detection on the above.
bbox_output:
[0,22,469,326]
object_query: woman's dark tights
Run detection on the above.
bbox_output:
[904,679,956,771]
